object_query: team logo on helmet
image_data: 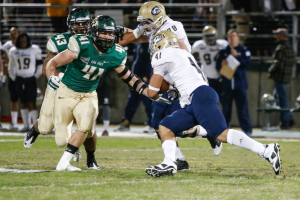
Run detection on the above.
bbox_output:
[151,5,162,15]
[92,19,98,27]
[152,34,163,44]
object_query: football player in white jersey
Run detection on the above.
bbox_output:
[8,33,42,130]
[2,27,22,130]
[192,25,228,97]
[132,1,222,171]
[144,31,281,177]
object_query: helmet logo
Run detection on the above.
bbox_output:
[152,34,163,45]
[92,19,98,27]
[151,5,162,15]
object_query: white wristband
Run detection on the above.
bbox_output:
[132,26,145,39]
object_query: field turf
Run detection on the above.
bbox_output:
[0,136,299,200]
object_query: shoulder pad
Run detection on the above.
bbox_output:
[112,44,127,66]
[72,34,91,50]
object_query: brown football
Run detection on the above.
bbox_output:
[159,80,170,94]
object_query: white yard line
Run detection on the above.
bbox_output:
[0,179,197,190]
[0,139,24,142]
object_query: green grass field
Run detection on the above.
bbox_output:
[0,136,299,200]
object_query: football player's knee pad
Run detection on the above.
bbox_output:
[55,135,68,147]
[38,116,54,135]
[55,126,72,147]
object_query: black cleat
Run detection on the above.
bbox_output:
[24,126,40,148]
[206,135,222,156]
[87,158,100,170]
[176,159,190,171]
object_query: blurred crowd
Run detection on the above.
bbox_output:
[0,0,299,131]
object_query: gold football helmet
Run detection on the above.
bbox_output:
[261,93,280,109]
[137,1,166,36]
[203,25,217,46]
[149,30,179,55]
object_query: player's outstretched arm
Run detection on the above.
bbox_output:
[114,65,148,94]
[114,65,171,104]
[118,26,148,46]
[45,49,77,79]
[42,51,57,76]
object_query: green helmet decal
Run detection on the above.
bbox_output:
[91,15,117,52]
[67,8,92,35]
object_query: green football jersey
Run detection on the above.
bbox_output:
[62,34,127,92]
[46,32,71,73]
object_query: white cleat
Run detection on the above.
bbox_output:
[73,148,82,162]
[145,158,177,177]
[213,141,222,156]
[56,163,81,172]
[263,143,281,175]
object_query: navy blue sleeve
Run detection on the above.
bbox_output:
[236,46,251,69]
[216,49,226,71]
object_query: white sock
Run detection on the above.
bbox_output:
[103,120,110,130]
[29,110,38,126]
[175,146,185,160]
[58,151,74,166]
[227,129,266,156]
[20,109,29,128]
[162,140,176,162]
[11,111,18,126]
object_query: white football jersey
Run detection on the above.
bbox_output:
[2,40,14,55]
[152,47,208,108]
[192,39,228,79]
[149,17,191,53]
[8,45,42,78]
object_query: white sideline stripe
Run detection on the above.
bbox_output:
[0,179,197,190]
[0,168,55,173]
[0,139,23,142]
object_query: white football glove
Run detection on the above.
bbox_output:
[132,26,145,39]
[48,75,60,91]
[167,87,180,101]
[151,95,172,105]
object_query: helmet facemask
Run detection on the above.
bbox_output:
[93,29,116,52]
[203,34,217,46]
[68,21,91,36]
[137,17,161,36]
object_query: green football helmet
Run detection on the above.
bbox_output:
[67,7,92,35]
[91,15,117,52]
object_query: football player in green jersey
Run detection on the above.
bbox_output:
[45,15,168,171]
[24,8,103,169]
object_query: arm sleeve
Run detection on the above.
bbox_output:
[236,47,251,69]
[216,49,225,71]
[35,45,42,60]
[8,51,16,80]
[153,62,171,77]
[174,22,186,40]
[191,41,201,54]
[68,37,80,58]
[271,48,284,72]
[46,38,58,53]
